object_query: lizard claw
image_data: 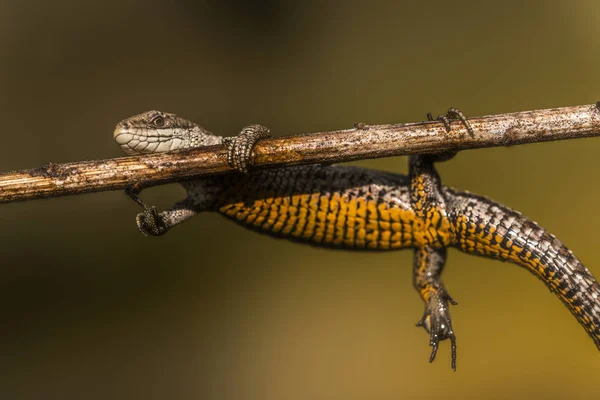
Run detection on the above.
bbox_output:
[125,187,169,236]
[135,205,168,236]
[427,107,474,137]
[223,124,270,173]
[416,290,458,370]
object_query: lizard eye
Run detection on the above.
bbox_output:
[151,115,165,128]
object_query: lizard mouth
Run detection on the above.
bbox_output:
[113,111,222,155]
[113,125,143,155]
[113,124,184,155]
[113,124,172,155]
[113,126,133,145]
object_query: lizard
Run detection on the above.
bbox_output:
[113,109,600,370]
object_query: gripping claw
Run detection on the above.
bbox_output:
[427,107,474,137]
[223,124,271,173]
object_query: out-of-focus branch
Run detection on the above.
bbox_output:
[1,103,599,203]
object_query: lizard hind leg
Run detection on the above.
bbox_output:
[413,247,458,371]
[425,107,474,162]
[427,107,474,137]
[222,124,271,173]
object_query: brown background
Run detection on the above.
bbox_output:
[1,1,599,399]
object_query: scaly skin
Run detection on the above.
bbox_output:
[114,110,600,370]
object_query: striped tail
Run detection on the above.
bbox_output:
[445,188,600,349]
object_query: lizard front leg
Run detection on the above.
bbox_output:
[115,112,271,235]
[124,124,270,235]
[413,246,458,370]
[126,188,201,236]
[223,124,271,173]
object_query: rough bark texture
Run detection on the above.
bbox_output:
[1,103,599,203]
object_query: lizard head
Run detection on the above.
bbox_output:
[114,110,222,155]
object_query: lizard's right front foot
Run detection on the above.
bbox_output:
[125,187,169,236]
[135,205,169,236]
[223,124,270,173]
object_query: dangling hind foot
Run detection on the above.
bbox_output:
[416,289,458,371]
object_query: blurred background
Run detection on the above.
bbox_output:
[1,1,599,399]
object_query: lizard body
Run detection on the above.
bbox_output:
[114,110,600,369]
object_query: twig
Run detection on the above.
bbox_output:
[1,103,600,203]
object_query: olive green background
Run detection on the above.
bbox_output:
[1,1,599,399]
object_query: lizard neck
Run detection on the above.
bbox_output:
[188,125,223,148]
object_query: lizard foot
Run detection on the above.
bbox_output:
[135,205,169,236]
[416,289,458,370]
[427,107,474,137]
[125,187,169,236]
[223,124,270,173]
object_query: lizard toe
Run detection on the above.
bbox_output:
[416,290,458,370]
[136,206,168,236]
[225,124,270,173]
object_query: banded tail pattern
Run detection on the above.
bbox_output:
[446,188,600,348]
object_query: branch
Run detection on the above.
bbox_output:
[2,103,600,203]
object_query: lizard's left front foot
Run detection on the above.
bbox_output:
[223,124,271,173]
[416,290,458,370]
